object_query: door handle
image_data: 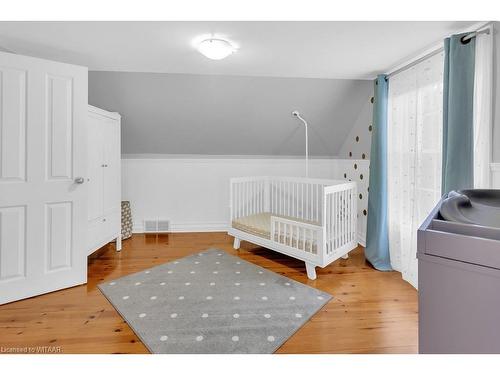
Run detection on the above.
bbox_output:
[74,177,85,184]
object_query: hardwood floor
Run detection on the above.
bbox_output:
[0,233,418,354]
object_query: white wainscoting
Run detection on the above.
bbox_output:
[491,163,500,188]
[121,155,368,245]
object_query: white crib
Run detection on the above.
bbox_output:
[228,176,358,280]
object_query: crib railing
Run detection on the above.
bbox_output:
[324,182,357,260]
[269,177,326,223]
[230,177,268,221]
[229,176,357,266]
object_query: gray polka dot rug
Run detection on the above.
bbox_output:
[98,248,332,353]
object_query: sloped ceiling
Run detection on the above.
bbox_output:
[89,71,372,156]
[0,21,478,156]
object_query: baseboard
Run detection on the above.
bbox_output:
[357,232,366,248]
[133,221,229,233]
[133,222,367,244]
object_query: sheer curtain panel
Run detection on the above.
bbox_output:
[473,27,493,188]
[387,51,444,288]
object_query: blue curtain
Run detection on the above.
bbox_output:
[442,33,476,194]
[365,75,391,271]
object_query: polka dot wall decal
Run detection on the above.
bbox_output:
[206,296,213,300]
[196,336,204,342]
[363,210,367,216]
[170,313,177,318]
[235,271,240,274]
[139,313,146,318]
[295,313,302,318]
[185,282,191,286]
[122,296,129,300]
[354,163,358,169]
[267,336,275,342]
[190,271,195,274]
[210,282,216,286]
[359,194,363,199]
[289,296,296,300]
[232,336,239,342]
[150,296,157,300]
[344,173,347,178]
[213,271,218,274]
[264,314,271,319]
[362,153,366,159]
[160,282,166,286]
[234,296,240,300]
[178,296,185,300]
[261,296,268,301]
[109,282,116,286]
[201,313,208,318]
[369,125,373,131]
[360,174,364,180]
[355,136,359,142]
[233,313,240,318]
[349,151,352,157]
[160,335,168,342]
[370,96,374,103]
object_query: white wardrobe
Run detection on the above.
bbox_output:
[87,105,122,255]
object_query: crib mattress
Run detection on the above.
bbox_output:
[232,212,318,238]
[232,213,320,253]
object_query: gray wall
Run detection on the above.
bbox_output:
[89,72,372,157]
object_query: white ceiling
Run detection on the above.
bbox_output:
[0,21,478,79]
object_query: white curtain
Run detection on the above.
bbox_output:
[387,51,444,288]
[473,27,493,188]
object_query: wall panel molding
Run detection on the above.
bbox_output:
[123,157,369,246]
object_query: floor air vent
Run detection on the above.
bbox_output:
[144,219,170,233]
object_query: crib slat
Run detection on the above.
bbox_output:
[341,191,344,246]
[342,190,347,246]
[335,191,339,249]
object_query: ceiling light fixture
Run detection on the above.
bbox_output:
[197,38,236,60]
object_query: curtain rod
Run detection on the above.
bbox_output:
[461,27,490,42]
[386,23,492,79]
[387,47,444,78]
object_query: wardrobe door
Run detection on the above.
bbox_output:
[102,118,121,215]
[87,113,104,221]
